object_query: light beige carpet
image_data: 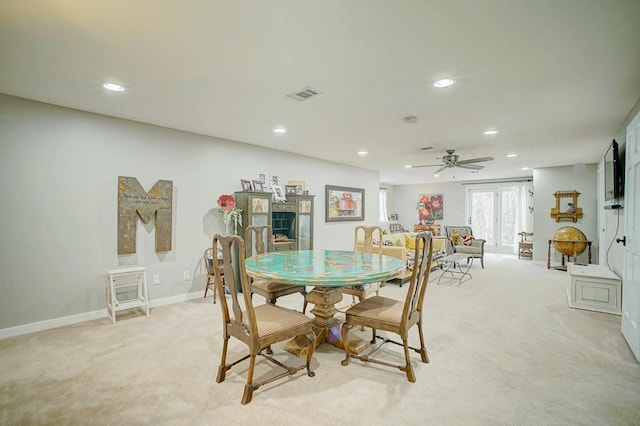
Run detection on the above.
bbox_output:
[1,254,639,425]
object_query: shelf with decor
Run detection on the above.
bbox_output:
[550,190,583,223]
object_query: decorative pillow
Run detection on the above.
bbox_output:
[404,234,424,251]
[382,240,393,246]
[406,250,424,271]
[450,230,462,245]
[451,230,473,246]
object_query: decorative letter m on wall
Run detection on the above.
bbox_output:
[118,176,173,255]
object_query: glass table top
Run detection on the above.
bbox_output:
[244,249,405,287]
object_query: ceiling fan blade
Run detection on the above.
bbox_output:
[433,166,448,175]
[457,156,494,165]
[457,163,484,170]
[411,163,443,168]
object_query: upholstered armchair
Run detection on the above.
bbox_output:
[444,226,485,268]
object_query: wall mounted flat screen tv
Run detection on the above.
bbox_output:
[604,139,624,208]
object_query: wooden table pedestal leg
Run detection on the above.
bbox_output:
[285,287,369,356]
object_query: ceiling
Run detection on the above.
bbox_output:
[2,1,640,185]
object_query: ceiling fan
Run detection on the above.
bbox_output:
[412,149,494,175]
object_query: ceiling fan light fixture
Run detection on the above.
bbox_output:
[434,78,454,88]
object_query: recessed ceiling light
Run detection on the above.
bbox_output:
[404,164,412,168]
[521,167,530,170]
[357,150,368,156]
[507,154,518,158]
[484,130,499,135]
[434,174,441,177]
[434,79,454,88]
[273,127,286,134]
[103,82,124,92]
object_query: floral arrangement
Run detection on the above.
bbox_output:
[217,194,243,235]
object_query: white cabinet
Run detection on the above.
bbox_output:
[566,263,621,315]
[106,266,150,324]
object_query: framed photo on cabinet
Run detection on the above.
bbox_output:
[252,180,264,192]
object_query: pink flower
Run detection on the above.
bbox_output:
[429,195,442,210]
[217,194,236,212]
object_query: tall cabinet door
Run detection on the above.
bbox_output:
[296,195,314,250]
[235,191,271,240]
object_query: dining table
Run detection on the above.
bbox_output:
[244,249,405,355]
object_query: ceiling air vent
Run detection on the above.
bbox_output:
[415,146,435,152]
[286,86,322,102]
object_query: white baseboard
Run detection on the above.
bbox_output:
[0,309,107,340]
[0,291,203,340]
[149,291,202,308]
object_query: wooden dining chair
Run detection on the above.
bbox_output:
[212,234,316,404]
[245,225,307,313]
[340,232,433,382]
[203,247,224,303]
[341,225,384,305]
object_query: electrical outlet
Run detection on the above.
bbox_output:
[183,271,190,280]
[153,274,160,285]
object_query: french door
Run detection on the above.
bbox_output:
[467,186,519,254]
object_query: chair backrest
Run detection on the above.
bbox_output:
[445,226,474,239]
[353,225,383,254]
[518,231,533,242]
[402,232,433,326]
[445,226,474,252]
[245,225,274,257]
[203,247,217,276]
[213,234,259,343]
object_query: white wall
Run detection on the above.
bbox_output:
[0,94,380,332]
[532,164,598,265]
[598,158,626,275]
[393,182,466,231]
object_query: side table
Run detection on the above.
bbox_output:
[106,266,150,324]
[437,253,473,285]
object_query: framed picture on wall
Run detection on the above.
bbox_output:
[325,185,364,222]
[417,194,443,221]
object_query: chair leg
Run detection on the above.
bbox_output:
[402,338,416,383]
[241,353,258,405]
[305,332,316,377]
[417,321,429,363]
[301,289,308,314]
[480,257,484,269]
[340,323,354,366]
[216,336,229,383]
